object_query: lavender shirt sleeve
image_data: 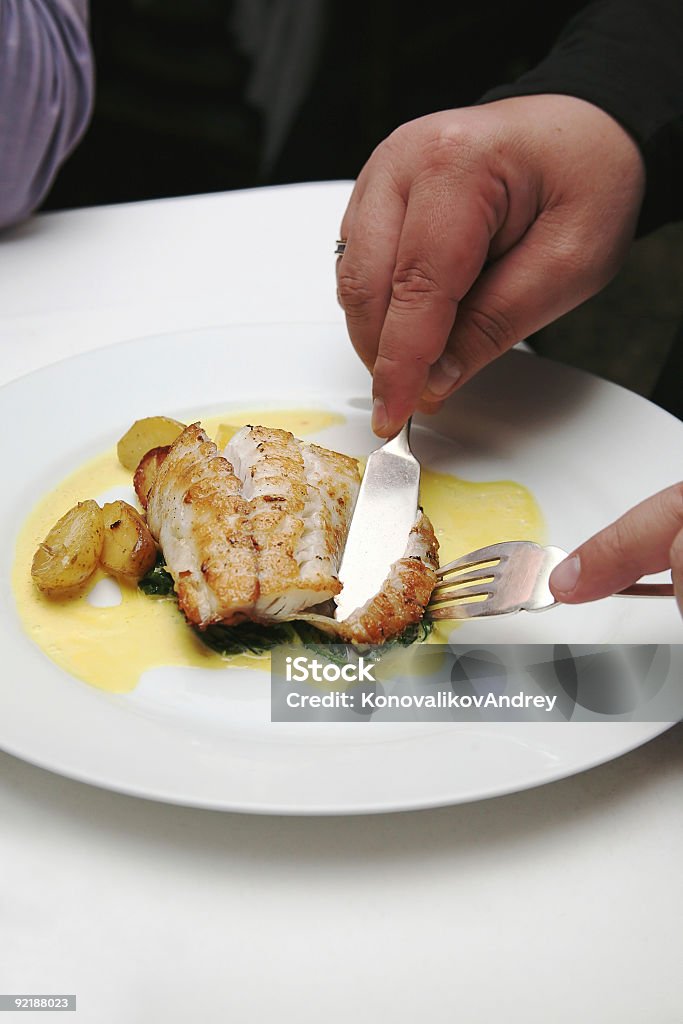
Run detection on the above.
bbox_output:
[0,0,93,229]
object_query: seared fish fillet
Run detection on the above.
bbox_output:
[145,421,438,641]
[146,423,360,627]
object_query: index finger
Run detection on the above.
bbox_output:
[370,175,491,436]
[550,483,683,603]
[336,169,407,373]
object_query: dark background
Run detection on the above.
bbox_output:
[44,0,583,208]
[41,0,683,413]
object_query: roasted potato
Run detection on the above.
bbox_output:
[117,416,185,471]
[100,500,157,580]
[134,445,170,509]
[31,500,104,595]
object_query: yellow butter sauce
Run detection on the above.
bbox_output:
[420,471,545,566]
[12,409,544,694]
[420,471,546,643]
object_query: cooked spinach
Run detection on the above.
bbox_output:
[393,617,434,646]
[198,616,434,660]
[137,557,175,596]
[197,621,299,656]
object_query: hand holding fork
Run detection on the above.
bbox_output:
[428,483,682,620]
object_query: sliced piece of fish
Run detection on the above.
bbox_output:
[291,510,439,643]
[225,426,360,619]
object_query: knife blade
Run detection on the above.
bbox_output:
[334,420,420,621]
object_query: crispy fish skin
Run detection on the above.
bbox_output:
[291,510,439,644]
[226,426,360,619]
[146,423,258,627]
[337,511,438,644]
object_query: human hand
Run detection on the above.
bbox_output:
[336,95,645,436]
[549,484,683,618]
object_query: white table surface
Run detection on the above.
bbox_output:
[1,182,681,1024]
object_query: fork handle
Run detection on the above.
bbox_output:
[617,582,675,597]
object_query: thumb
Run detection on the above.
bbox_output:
[422,212,614,400]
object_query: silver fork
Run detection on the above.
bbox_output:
[428,541,675,620]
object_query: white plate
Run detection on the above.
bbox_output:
[1,324,681,814]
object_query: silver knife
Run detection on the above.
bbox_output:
[334,419,420,621]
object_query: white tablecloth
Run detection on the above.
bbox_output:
[1,183,681,1024]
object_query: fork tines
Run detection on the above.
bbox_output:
[429,561,501,603]
[427,544,509,616]
[427,540,569,620]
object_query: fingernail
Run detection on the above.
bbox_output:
[550,554,581,595]
[426,354,462,397]
[372,397,389,436]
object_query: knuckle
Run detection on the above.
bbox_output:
[385,117,482,179]
[384,122,411,153]
[465,302,517,354]
[599,516,645,578]
[391,261,441,308]
[670,527,683,565]
[563,241,601,284]
[424,126,493,184]
[555,238,584,271]
[336,269,376,315]
[374,348,404,371]
[534,215,587,268]
[429,126,475,167]
[668,484,683,565]
[543,226,616,293]
[669,481,683,523]
[607,516,633,559]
